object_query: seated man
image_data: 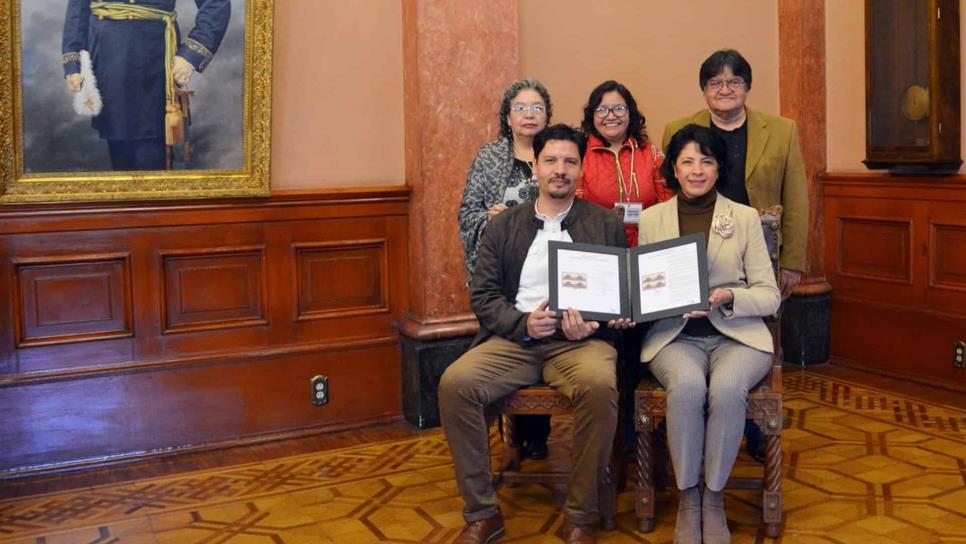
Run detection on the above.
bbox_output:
[439,124,628,544]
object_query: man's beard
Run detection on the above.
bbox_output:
[547,176,573,199]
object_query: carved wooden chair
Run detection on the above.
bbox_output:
[490,357,629,531]
[633,206,785,538]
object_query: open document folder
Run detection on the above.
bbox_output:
[548,233,710,323]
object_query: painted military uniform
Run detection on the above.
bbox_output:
[62,0,230,169]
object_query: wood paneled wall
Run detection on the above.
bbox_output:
[824,174,966,390]
[0,188,410,476]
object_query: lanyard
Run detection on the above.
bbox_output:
[610,140,639,203]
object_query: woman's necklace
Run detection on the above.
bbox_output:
[523,160,536,194]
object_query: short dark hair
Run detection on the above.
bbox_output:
[660,124,730,193]
[498,79,553,139]
[699,49,753,91]
[534,124,587,161]
[580,80,648,145]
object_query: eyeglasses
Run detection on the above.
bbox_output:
[594,104,629,118]
[510,104,546,115]
[706,78,746,91]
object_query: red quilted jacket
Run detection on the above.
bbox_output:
[577,134,674,246]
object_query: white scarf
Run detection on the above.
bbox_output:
[72,50,103,117]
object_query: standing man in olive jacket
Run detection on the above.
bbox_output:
[439,124,627,544]
[663,49,808,296]
[663,49,809,463]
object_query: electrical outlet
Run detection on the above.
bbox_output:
[954,341,966,369]
[311,375,329,405]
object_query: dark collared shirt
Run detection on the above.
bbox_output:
[710,120,750,206]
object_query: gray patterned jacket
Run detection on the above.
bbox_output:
[457,137,516,282]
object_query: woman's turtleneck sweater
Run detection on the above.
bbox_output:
[677,190,719,337]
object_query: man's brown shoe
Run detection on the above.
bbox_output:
[556,521,596,543]
[454,511,505,544]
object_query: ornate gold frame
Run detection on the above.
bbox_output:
[0,0,273,203]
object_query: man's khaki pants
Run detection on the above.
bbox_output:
[438,335,618,525]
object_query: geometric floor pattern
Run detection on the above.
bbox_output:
[1,369,964,543]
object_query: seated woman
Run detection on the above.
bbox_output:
[457,79,554,460]
[637,124,780,544]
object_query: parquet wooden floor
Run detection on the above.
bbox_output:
[1,366,963,543]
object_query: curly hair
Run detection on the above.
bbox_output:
[498,79,553,140]
[580,80,647,146]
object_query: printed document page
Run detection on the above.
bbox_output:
[555,248,623,315]
[636,242,702,314]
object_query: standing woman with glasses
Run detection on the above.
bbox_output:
[457,78,554,460]
[577,81,674,406]
[577,80,673,247]
[458,79,553,283]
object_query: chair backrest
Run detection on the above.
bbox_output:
[758,205,783,320]
[758,205,784,389]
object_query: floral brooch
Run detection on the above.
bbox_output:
[712,213,736,239]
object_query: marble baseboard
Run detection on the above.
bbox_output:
[401,335,474,429]
[782,290,831,365]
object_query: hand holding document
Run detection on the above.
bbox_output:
[560,307,600,340]
[682,288,733,319]
[526,300,558,339]
[549,234,710,323]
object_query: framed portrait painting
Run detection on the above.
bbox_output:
[0,0,272,202]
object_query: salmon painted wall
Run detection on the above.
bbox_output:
[269,1,782,190]
[271,0,406,189]
[279,2,966,187]
[518,0,780,150]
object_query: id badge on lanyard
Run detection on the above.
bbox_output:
[615,202,642,224]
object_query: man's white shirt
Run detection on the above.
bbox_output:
[514,200,574,313]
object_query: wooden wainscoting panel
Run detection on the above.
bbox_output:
[295,240,388,321]
[161,247,268,334]
[836,218,912,282]
[154,224,275,359]
[927,207,966,313]
[0,339,402,474]
[931,225,966,287]
[0,188,410,476]
[831,296,965,389]
[13,254,132,347]
[825,174,966,389]
[287,217,408,346]
[931,223,966,285]
[16,339,136,375]
[825,193,923,307]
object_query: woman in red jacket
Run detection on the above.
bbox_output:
[577,80,673,246]
[578,81,673,424]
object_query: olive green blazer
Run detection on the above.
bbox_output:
[662,108,809,272]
